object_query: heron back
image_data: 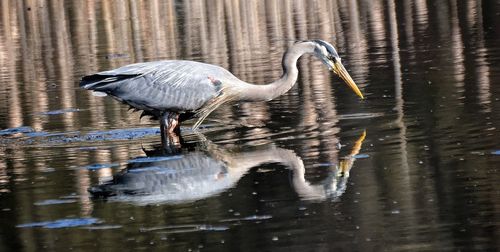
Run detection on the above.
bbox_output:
[80,60,236,113]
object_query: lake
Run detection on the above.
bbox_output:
[0,0,499,251]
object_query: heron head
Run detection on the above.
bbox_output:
[311,40,364,99]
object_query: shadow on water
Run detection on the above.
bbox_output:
[89,131,366,205]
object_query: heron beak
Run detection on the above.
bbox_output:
[332,61,364,99]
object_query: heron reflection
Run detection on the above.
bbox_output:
[89,131,366,204]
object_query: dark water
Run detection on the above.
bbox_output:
[1,0,500,251]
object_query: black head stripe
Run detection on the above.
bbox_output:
[313,40,340,59]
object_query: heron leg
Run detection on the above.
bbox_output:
[167,114,180,134]
[160,112,180,147]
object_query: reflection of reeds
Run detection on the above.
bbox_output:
[0,2,497,248]
[0,1,492,163]
[0,8,491,127]
[1,0,492,134]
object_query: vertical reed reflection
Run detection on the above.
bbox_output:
[468,1,491,112]
[1,1,23,129]
[0,1,499,250]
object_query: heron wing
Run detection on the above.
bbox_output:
[80,60,235,112]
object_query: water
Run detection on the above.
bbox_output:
[1,0,499,251]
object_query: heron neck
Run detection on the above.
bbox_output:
[236,42,312,101]
[228,148,327,199]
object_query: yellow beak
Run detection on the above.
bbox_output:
[339,130,367,175]
[332,61,364,99]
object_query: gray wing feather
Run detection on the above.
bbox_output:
[81,60,236,112]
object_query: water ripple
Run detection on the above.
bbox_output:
[17,218,100,229]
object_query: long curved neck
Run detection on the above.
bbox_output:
[235,42,315,101]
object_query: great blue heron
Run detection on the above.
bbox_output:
[80,40,363,139]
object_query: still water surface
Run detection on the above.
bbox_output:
[1,0,499,251]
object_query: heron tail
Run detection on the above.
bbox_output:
[80,74,140,90]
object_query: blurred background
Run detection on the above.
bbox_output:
[0,0,499,251]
